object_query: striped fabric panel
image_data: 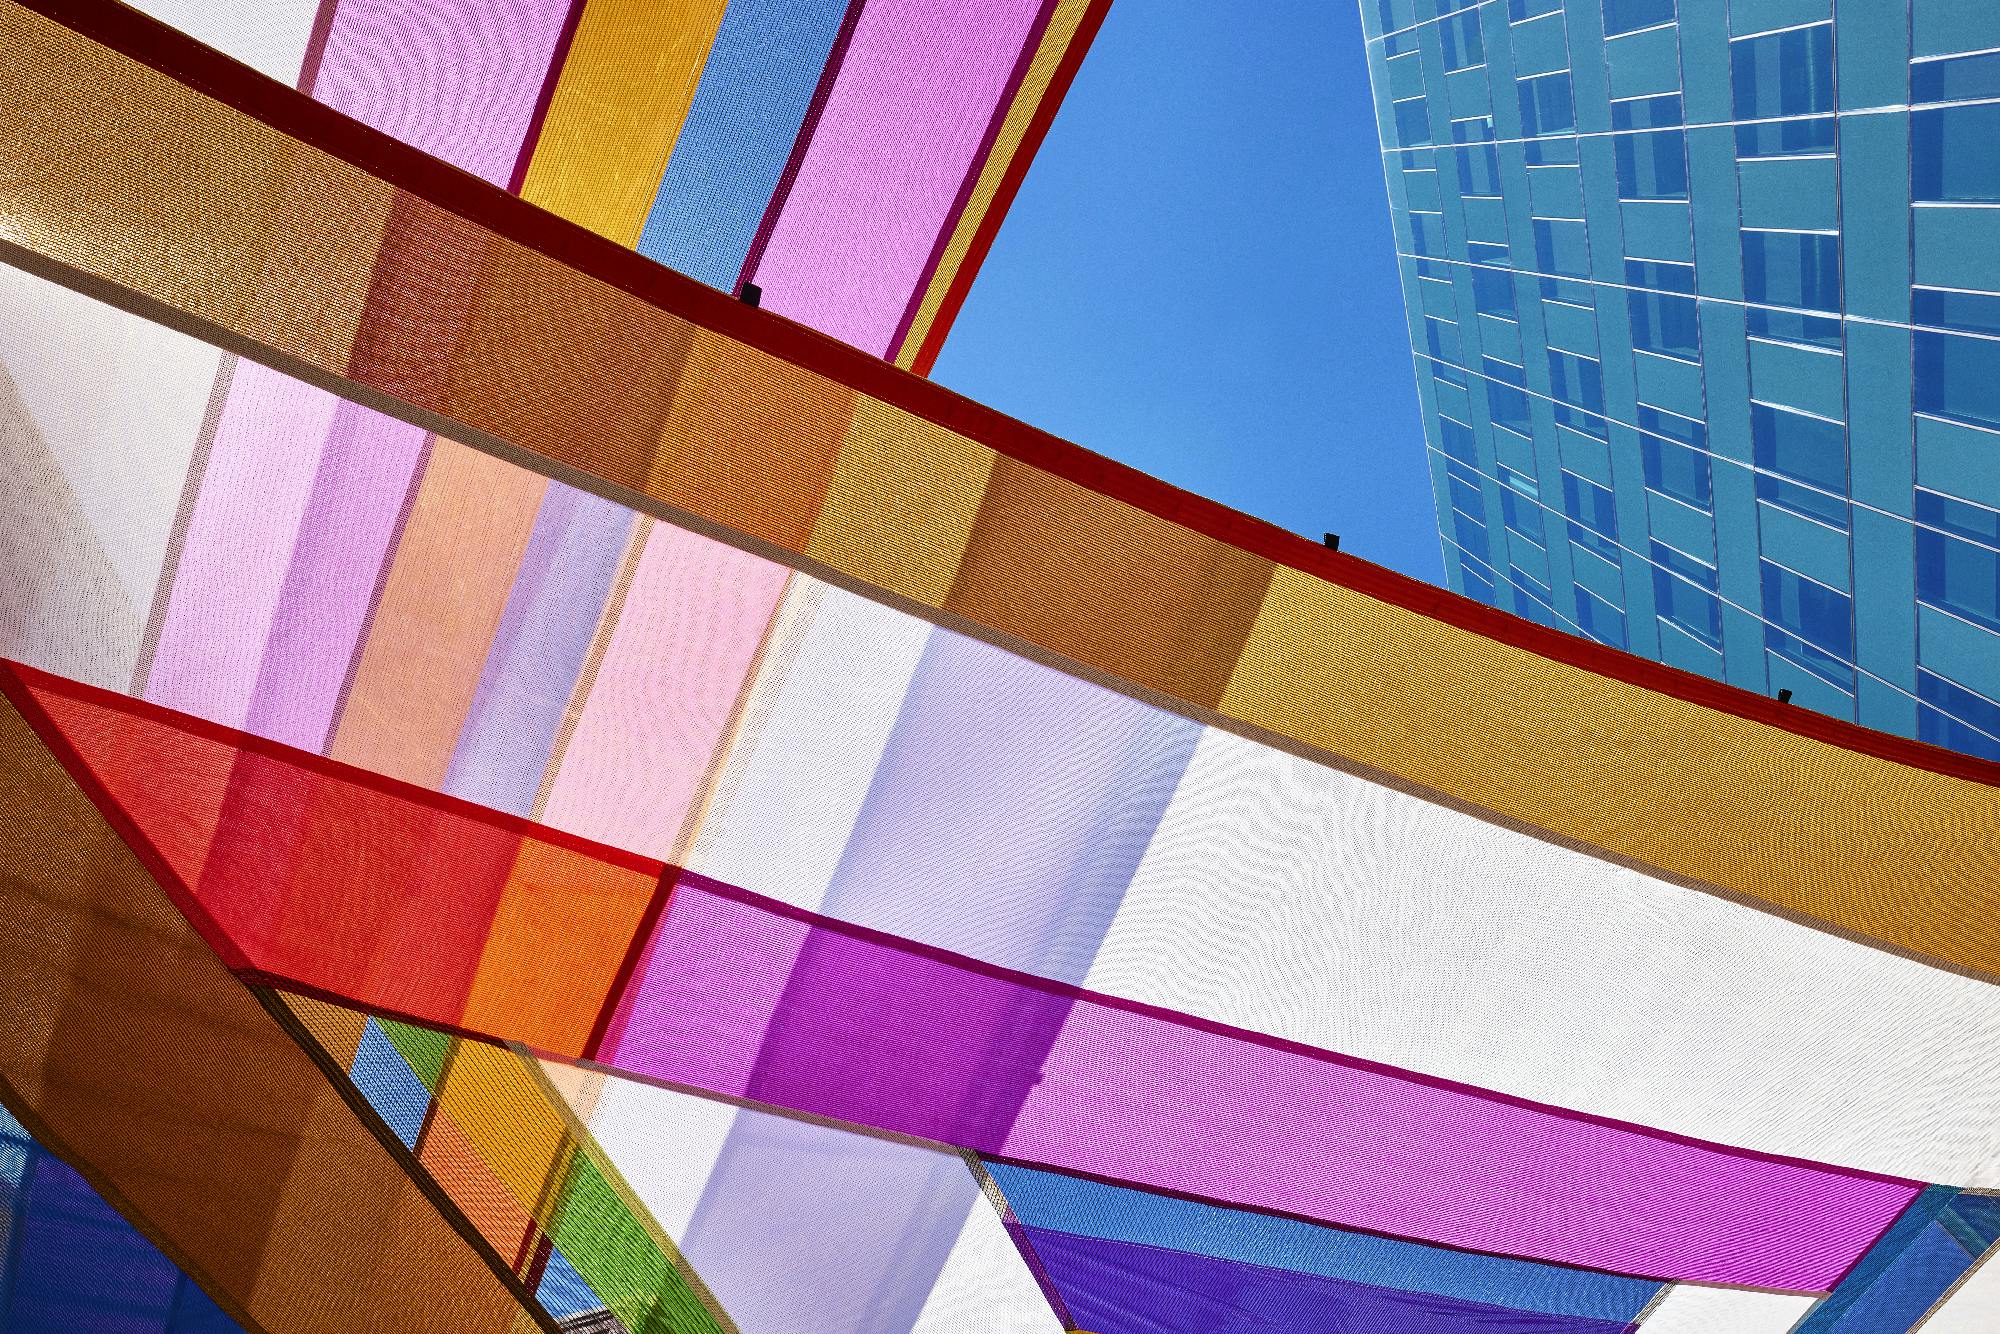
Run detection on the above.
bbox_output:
[122,0,1103,359]
[280,997,733,1334]
[2,1,1995,986]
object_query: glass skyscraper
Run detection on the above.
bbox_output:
[1364,0,2000,759]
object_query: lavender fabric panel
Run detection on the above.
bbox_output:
[1022,1227,1636,1334]
[243,404,427,753]
[443,485,634,815]
[145,367,338,729]
[312,0,572,184]
[821,627,1201,983]
[679,1111,979,1334]
[751,0,1045,354]
[604,878,1921,1289]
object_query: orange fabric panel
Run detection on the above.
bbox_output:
[0,692,540,1333]
[419,1080,540,1268]
[948,456,1277,710]
[462,840,658,1055]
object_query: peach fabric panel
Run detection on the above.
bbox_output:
[330,442,547,787]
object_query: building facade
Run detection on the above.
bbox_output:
[1364,0,2000,758]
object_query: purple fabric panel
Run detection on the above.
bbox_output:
[312,0,572,184]
[1022,1226,1636,1334]
[242,403,427,752]
[603,878,1920,1290]
[751,0,1045,354]
[821,628,1201,982]
[146,367,338,728]
[443,485,635,816]
[679,1111,980,1334]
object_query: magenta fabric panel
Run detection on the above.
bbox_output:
[312,0,573,184]
[749,0,1046,355]
[602,875,1919,1291]
[243,404,428,752]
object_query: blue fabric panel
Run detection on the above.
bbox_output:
[634,0,851,290]
[988,1164,1661,1323]
[349,1018,433,1149]
[1796,1185,1963,1332]
[0,1125,246,1334]
[1022,1225,1635,1334]
[536,1246,605,1321]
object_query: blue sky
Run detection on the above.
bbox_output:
[932,0,1442,584]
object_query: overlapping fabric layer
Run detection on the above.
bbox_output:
[123,0,1104,367]
[2,0,1996,988]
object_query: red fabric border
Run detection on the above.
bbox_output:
[14,0,1999,786]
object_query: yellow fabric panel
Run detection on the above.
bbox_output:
[0,4,389,373]
[519,0,733,247]
[1223,567,2000,973]
[436,1039,574,1225]
[893,0,1096,368]
[807,397,997,606]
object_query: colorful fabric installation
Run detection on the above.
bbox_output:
[1,3,1999,1333]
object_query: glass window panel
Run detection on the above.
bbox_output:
[1916,507,2000,634]
[1604,0,1674,37]
[1574,586,1629,648]
[1614,127,1689,199]
[1518,72,1576,137]
[1911,50,2000,104]
[1761,560,1855,659]
[1563,471,1621,560]
[1731,24,1834,121]
[1752,403,1848,526]
[1915,329,2000,431]
[1742,231,1840,313]
[1473,266,1517,317]
[1441,8,1484,70]
[1912,103,2000,202]
[1918,670,2000,761]
[1643,432,1713,508]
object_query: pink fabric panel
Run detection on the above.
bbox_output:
[537,525,788,859]
[312,0,573,184]
[604,876,1920,1291]
[145,365,338,728]
[751,0,1046,354]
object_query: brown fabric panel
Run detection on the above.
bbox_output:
[947,455,1277,709]
[440,233,694,495]
[0,692,539,1334]
[0,5,388,372]
[647,329,854,553]
[346,192,496,409]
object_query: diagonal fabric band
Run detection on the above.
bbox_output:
[0,0,1996,984]
[2,659,1925,1293]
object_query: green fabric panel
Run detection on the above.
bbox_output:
[547,1152,724,1334]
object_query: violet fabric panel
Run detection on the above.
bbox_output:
[602,876,1920,1290]
[819,627,1201,981]
[243,404,428,752]
[443,485,635,816]
[749,0,1046,354]
[679,1113,982,1334]
[144,365,339,728]
[312,0,573,184]
[1021,1227,1635,1334]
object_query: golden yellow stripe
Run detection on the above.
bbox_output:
[893,0,1095,369]
[518,0,732,247]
